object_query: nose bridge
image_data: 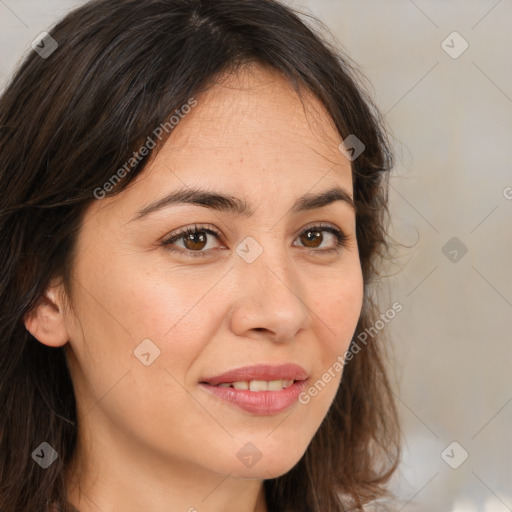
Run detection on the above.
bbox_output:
[229,233,311,339]
[237,232,295,293]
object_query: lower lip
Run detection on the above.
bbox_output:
[199,380,307,415]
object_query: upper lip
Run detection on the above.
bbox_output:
[201,363,309,386]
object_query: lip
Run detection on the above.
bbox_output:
[200,363,308,386]
[199,363,309,415]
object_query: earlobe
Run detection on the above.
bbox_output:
[23,283,70,348]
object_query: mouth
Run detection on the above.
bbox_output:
[199,363,309,415]
[200,363,308,387]
[206,379,297,391]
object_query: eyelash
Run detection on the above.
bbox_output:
[161,223,349,258]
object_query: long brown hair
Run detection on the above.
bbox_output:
[0,0,401,510]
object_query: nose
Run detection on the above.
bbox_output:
[227,242,312,342]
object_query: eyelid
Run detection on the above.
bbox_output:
[161,222,349,258]
[161,224,224,257]
[162,223,221,243]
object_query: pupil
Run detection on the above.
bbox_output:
[185,231,206,250]
[304,230,321,248]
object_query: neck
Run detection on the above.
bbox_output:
[64,433,268,512]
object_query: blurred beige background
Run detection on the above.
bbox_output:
[1,1,511,510]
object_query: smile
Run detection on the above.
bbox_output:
[214,379,295,391]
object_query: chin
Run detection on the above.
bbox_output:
[222,448,306,480]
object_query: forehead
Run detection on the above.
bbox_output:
[165,63,345,163]
[140,63,351,190]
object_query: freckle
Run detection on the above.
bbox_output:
[240,157,244,163]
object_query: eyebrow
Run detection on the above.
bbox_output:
[130,185,356,222]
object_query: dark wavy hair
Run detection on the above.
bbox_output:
[0,0,401,510]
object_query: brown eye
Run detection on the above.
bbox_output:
[294,225,348,252]
[299,229,323,248]
[162,225,224,258]
[182,230,208,251]
[162,223,348,259]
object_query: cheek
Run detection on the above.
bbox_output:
[66,250,226,403]
[298,265,363,414]
[311,267,364,359]
[66,259,227,438]
[106,267,227,367]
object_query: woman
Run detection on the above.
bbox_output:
[0,0,401,510]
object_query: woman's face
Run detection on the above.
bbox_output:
[61,64,363,482]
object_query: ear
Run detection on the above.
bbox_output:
[23,279,70,347]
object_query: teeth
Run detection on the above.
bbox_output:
[215,379,295,391]
[268,379,284,391]
[249,380,268,391]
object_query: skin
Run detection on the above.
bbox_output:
[25,63,364,512]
